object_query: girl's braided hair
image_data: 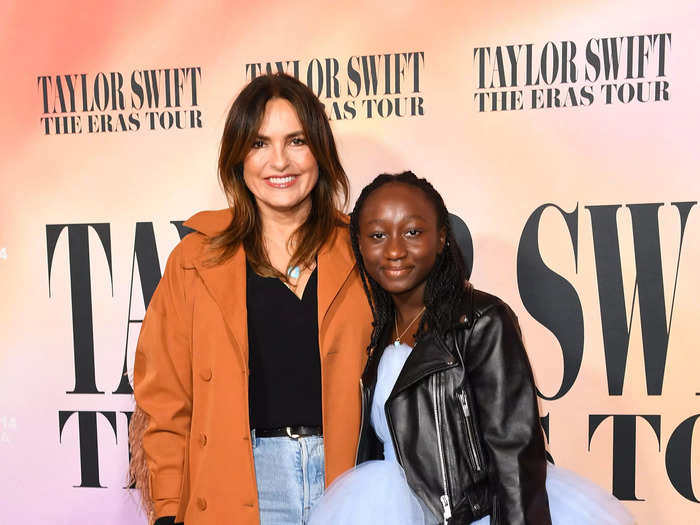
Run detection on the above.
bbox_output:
[349,171,467,353]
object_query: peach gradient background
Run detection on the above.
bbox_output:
[1,1,699,523]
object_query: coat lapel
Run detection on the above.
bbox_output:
[192,245,249,371]
[183,210,356,368]
[391,284,476,396]
[317,225,356,340]
[389,333,458,399]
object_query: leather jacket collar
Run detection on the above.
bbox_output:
[361,282,475,396]
[361,330,459,400]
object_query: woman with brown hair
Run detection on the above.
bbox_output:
[129,73,372,525]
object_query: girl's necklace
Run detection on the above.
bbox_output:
[393,306,426,347]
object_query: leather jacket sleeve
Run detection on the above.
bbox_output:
[464,301,551,525]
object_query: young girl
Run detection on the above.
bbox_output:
[309,172,635,524]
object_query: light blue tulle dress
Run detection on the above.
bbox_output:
[309,342,636,525]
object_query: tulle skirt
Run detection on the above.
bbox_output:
[308,459,428,524]
[309,461,636,525]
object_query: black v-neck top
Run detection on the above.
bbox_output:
[246,261,322,429]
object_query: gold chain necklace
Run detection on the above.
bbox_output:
[393,306,426,347]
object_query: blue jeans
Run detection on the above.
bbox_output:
[252,431,325,525]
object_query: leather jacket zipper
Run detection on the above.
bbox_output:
[457,389,483,473]
[431,373,452,524]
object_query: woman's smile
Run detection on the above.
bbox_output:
[381,265,414,278]
[264,174,300,188]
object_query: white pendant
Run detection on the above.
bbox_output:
[394,339,401,347]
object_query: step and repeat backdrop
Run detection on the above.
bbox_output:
[1,1,699,523]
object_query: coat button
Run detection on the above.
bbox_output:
[199,432,207,447]
[199,368,212,381]
[197,497,207,511]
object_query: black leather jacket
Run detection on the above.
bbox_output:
[356,284,552,524]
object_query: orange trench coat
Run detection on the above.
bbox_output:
[133,209,373,524]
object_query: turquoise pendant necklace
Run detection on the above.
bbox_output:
[287,265,301,280]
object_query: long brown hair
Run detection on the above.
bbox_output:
[211,73,349,277]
